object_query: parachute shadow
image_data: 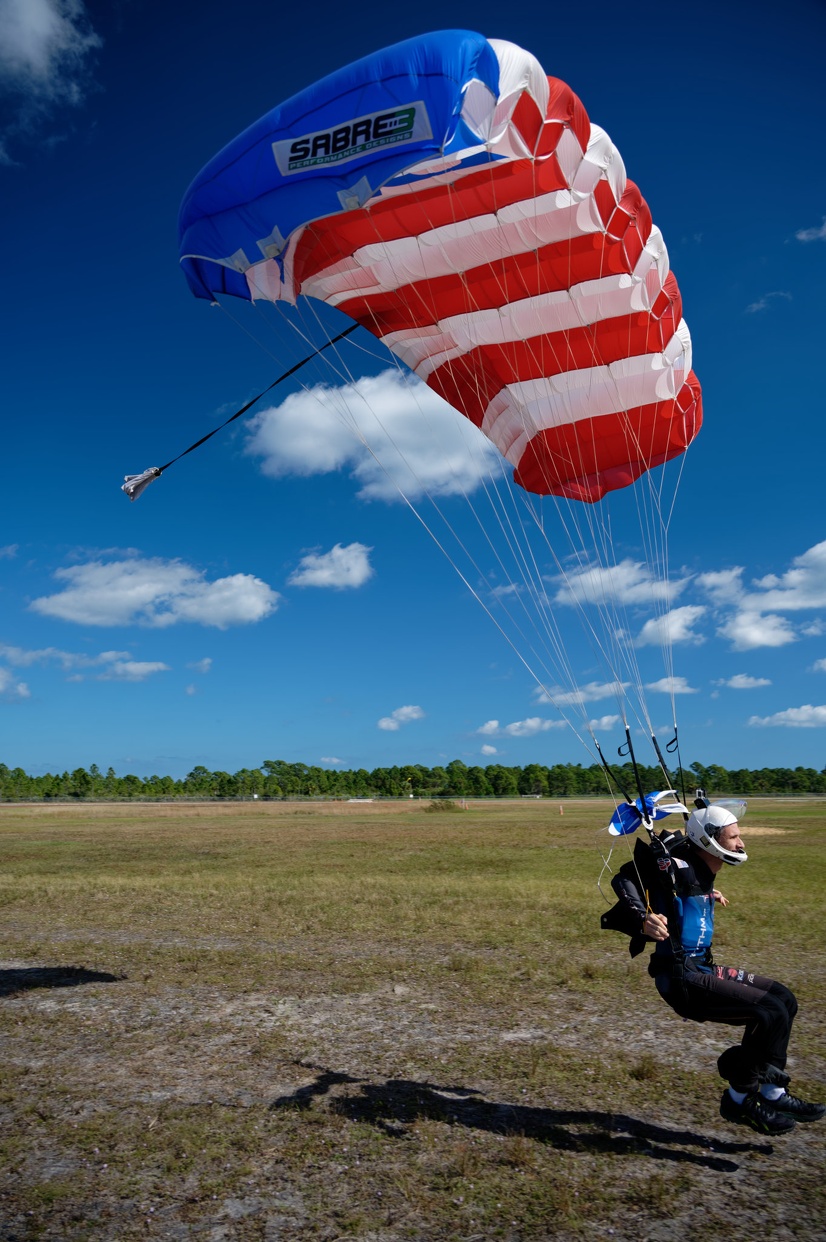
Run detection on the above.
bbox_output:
[0,966,125,998]
[270,1066,770,1170]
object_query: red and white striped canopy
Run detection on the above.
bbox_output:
[244,39,701,503]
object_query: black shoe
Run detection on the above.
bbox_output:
[770,1091,826,1123]
[720,1091,796,1135]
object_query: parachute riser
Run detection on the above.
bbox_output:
[650,731,689,822]
[593,738,632,807]
[618,726,652,829]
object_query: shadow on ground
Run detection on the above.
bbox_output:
[0,966,125,998]
[271,1064,773,1172]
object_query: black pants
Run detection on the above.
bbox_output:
[653,958,798,1093]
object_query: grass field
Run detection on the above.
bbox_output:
[0,798,824,1240]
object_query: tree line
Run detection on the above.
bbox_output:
[1,758,825,802]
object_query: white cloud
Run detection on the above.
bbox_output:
[378,704,425,731]
[321,756,343,765]
[245,368,500,503]
[0,666,30,700]
[185,684,197,696]
[814,659,826,673]
[477,719,500,735]
[0,0,101,159]
[696,567,745,604]
[749,705,826,728]
[718,610,796,651]
[553,559,685,607]
[0,642,174,684]
[534,679,628,707]
[97,660,170,683]
[0,544,18,558]
[745,290,792,314]
[589,714,620,731]
[481,743,498,755]
[636,605,706,648]
[0,642,134,671]
[748,541,826,611]
[796,217,826,242]
[187,658,212,674]
[717,674,772,689]
[30,558,280,629]
[644,676,698,695]
[697,544,826,651]
[288,542,374,589]
[503,716,566,737]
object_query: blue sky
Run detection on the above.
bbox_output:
[1,0,825,781]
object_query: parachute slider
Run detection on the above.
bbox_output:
[607,790,689,836]
[119,322,359,502]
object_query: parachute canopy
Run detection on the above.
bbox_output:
[179,30,701,503]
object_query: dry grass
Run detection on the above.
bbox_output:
[0,797,824,1239]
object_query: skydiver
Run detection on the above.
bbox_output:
[608,805,824,1136]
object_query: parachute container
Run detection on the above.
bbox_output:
[179,30,701,503]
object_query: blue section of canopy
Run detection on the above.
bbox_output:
[179,30,500,301]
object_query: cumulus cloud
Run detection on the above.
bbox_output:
[589,714,620,731]
[29,557,280,629]
[718,610,796,652]
[745,290,792,314]
[749,705,826,728]
[288,542,374,589]
[0,0,102,161]
[554,559,685,607]
[636,605,706,648]
[97,660,169,683]
[245,368,500,502]
[477,716,565,738]
[378,704,425,731]
[814,659,826,673]
[0,642,171,683]
[696,568,745,604]
[533,679,628,707]
[717,674,772,689]
[696,544,826,651]
[503,716,566,737]
[187,658,213,674]
[748,542,826,611]
[0,642,130,670]
[480,743,498,755]
[644,676,697,695]
[796,217,826,243]
[321,756,343,765]
[0,666,30,700]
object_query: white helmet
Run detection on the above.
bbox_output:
[686,805,748,866]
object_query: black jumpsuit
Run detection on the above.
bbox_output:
[611,835,798,1093]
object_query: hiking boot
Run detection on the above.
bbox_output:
[770,1091,826,1123]
[719,1091,796,1135]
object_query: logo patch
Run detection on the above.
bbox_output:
[274,102,433,175]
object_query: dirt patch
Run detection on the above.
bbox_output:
[1,944,824,1241]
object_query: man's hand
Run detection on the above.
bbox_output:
[712,889,729,906]
[643,912,670,941]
